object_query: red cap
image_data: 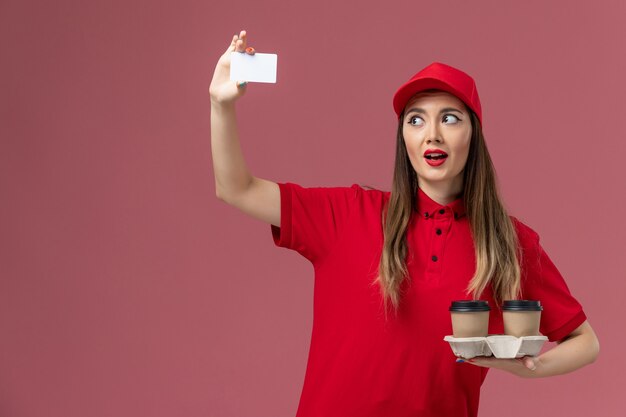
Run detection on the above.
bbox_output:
[392,62,482,126]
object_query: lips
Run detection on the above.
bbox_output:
[424,154,447,160]
[425,157,446,166]
[423,148,448,167]
[424,149,448,160]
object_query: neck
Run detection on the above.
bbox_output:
[418,178,463,205]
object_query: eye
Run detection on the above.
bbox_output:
[408,116,424,126]
[443,114,461,124]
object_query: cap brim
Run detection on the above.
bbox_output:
[393,78,470,119]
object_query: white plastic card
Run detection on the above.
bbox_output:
[230,52,277,83]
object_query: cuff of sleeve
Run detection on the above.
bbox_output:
[545,310,587,343]
[271,182,293,249]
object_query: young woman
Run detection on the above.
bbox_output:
[210,30,600,417]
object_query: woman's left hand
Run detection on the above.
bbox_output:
[461,355,539,375]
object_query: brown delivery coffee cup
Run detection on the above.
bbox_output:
[502,300,543,337]
[449,300,490,338]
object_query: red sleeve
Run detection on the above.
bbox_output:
[513,217,587,343]
[270,182,362,265]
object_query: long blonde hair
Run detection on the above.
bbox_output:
[371,97,523,319]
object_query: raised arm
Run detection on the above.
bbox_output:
[209,30,281,228]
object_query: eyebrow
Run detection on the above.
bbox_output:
[405,107,464,117]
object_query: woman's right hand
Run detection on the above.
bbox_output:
[209,30,256,105]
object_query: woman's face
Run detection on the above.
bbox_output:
[402,90,472,197]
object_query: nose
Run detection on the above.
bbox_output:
[426,122,443,144]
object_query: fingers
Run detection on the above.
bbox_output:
[515,356,537,370]
[235,30,246,52]
[230,35,236,48]
[229,30,255,55]
[227,33,239,52]
[523,356,537,370]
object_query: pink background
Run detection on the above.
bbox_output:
[1,0,624,416]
